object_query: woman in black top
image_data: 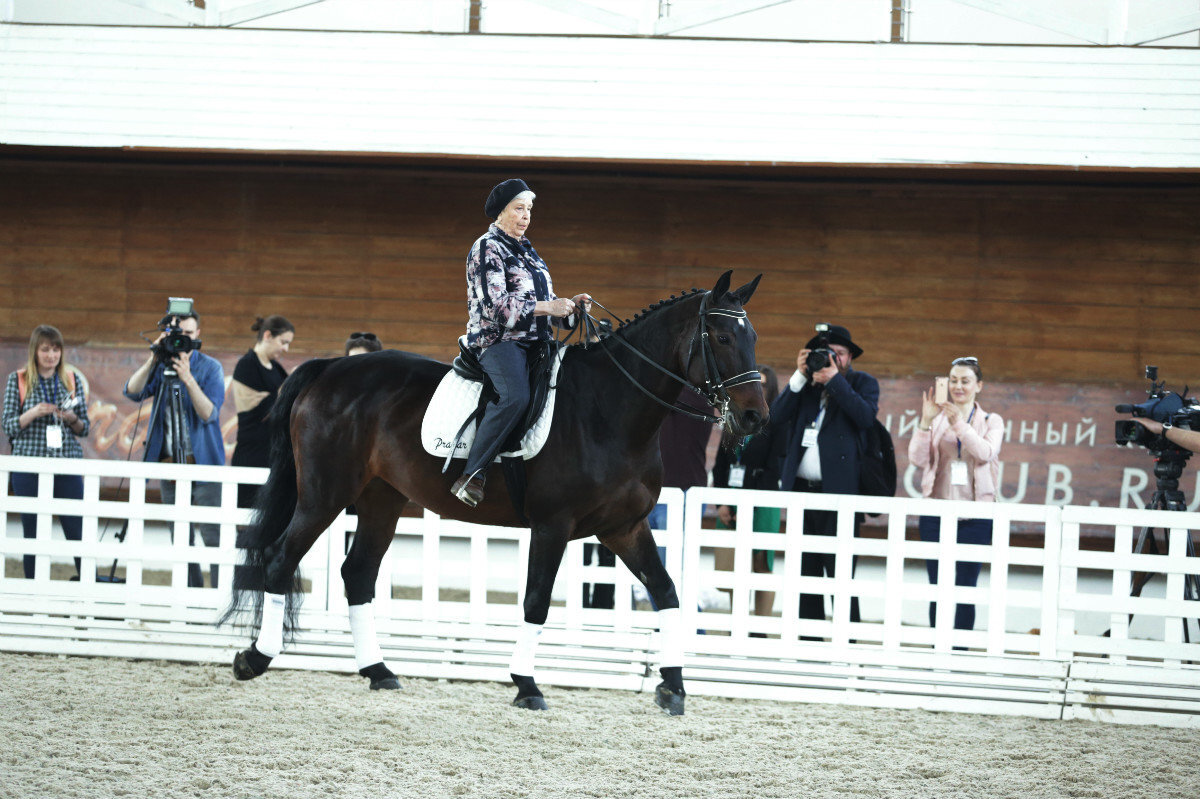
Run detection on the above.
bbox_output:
[231,315,294,508]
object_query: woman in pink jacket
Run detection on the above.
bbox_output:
[908,356,1004,633]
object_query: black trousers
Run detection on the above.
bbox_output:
[462,340,531,477]
[794,479,861,637]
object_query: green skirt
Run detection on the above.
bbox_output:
[715,506,782,572]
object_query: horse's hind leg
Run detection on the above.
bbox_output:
[510,522,569,711]
[233,500,344,681]
[603,519,686,716]
[341,479,408,691]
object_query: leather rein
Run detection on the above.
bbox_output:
[563,292,761,426]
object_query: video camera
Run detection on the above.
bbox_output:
[1114,366,1200,454]
[151,297,201,365]
[805,322,835,373]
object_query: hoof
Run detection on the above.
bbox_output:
[655,681,685,716]
[511,673,547,710]
[513,695,549,711]
[232,644,272,681]
[359,662,400,691]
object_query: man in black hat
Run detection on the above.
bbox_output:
[770,323,879,637]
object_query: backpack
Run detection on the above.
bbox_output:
[857,418,897,500]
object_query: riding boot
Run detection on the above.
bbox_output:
[451,470,486,507]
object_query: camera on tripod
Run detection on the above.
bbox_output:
[151,297,201,365]
[805,322,835,373]
[1114,366,1200,455]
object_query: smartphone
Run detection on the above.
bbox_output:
[934,376,949,405]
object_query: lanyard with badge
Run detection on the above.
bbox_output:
[801,396,827,450]
[727,438,748,488]
[949,406,977,486]
[40,375,64,450]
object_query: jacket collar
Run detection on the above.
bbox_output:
[488,222,528,249]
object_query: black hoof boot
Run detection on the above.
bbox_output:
[359,662,401,691]
[511,673,548,711]
[655,666,686,716]
[233,644,272,681]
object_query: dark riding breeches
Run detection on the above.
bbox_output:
[462,340,531,478]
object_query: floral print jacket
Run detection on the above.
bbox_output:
[465,223,573,352]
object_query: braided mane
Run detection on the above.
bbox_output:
[612,287,707,336]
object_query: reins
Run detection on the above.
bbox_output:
[558,294,760,425]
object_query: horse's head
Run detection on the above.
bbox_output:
[687,271,768,438]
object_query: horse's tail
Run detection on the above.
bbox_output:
[220,357,337,636]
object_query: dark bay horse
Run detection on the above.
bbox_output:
[224,271,767,715]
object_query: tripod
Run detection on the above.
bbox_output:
[1128,455,1200,645]
[105,365,195,582]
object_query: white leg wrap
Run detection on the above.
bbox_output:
[348,602,385,670]
[509,622,543,677]
[658,607,684,668]
[255,592,287,658]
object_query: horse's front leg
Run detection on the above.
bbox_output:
[606,518,686,716]
[511,524,568,710]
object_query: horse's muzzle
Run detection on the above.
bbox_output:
[728,407,767,438]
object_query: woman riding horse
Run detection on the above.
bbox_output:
[226,269,767,715]
[451,178,593,507]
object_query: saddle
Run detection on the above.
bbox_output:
[420,337,564,466]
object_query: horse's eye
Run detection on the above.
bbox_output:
[717,335,731,345]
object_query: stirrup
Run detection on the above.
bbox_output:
[451,471,486,507]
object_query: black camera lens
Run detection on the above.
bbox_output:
[805,348,833,373]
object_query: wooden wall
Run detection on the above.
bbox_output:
[2,157,1198,385]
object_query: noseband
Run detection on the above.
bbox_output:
[576,293,761,425]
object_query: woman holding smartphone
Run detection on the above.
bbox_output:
[908,356,1004,635]
[2,325,90,579]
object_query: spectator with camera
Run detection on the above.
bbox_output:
[772,324,878,635]
[908,356,1004,636]
[123,303,226,588]
[3,325,90,580]
[1130,418,1200,453]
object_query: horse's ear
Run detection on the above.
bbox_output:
[711,270,733,301]
[728,274,762,306]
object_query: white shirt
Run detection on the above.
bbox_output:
[787,370,826,482]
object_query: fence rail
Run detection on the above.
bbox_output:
[2,455,1199,727]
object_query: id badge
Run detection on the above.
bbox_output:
[950,460,969,486]
[46,424,64,449]
[728,465,746,488]
[801,425,819,448]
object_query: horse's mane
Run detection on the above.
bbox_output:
[566,287,707,351]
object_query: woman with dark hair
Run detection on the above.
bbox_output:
[231,315,295,508]
[712,364,782,621]
[2,324,90,579]
[451,178,592,507]
[908,355,1004,635]
[345,332,382,356]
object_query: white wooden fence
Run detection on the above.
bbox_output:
[2,455,1198,727]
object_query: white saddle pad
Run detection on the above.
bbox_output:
[421,347,566,462]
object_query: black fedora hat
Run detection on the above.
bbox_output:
[805,323,863,360]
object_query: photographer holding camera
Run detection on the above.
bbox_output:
[771,323,879,635]
[123,304,226,589]
[1131,418,1200,454]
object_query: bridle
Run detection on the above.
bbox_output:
[568,292,761,426]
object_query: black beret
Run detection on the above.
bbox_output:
[485,178,531,219]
